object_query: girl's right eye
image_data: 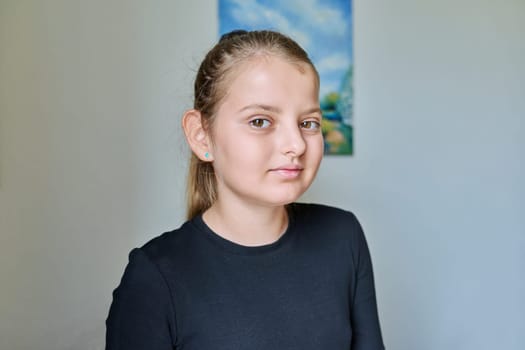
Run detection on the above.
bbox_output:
[249,118,271,129]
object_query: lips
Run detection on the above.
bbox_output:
[269,164,304,179]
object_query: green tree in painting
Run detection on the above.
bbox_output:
[321,92,340,112]
[321,65,353,154]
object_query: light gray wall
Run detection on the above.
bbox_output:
[0,1,214,349]
[303,1,524,349]
[0,1,523,349]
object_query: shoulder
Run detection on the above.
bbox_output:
[291,202,362,231]
[291,202,368,258]
[112,220,201,296]
[137,220,198,268]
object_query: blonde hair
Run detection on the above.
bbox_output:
[186,30,319,219]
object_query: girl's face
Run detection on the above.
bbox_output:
[208,56,324,209]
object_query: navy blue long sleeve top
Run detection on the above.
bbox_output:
[106,203,385,349]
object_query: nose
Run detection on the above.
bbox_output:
[279,121,306,157]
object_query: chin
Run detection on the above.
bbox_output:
[264,189,306,206]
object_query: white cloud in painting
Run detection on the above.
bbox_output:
[316,53,350,74]
[228,0,313,49]
[320,81,339,96]
[282,0,348,37]
[230,0,285,28]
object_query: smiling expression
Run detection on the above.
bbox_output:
[207,55,324,209]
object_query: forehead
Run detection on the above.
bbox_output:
[219,56,319,108]
[232,54,317,83]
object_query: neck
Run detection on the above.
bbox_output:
[202,200,289,247]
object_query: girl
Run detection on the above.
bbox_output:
[106,30,385,350]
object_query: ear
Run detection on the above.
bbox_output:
[182,109,214,161]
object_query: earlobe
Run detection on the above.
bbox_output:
[182,109,213,161]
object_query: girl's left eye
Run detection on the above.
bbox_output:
[300,120,321,130]
[249,118,271,129]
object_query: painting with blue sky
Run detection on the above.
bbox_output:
[219,0,353,155]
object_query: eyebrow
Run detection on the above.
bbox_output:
[238,104,322,116]
[238,104,281,114]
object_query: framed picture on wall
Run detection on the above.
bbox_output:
[219,0,354,155]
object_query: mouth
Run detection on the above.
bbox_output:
[269,165,304,179]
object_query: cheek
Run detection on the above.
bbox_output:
[214,134,268,169]
[308,135,325,159]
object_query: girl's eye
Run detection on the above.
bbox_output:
[300,120,321,131]
[249,118,271,129]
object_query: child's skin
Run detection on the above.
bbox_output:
[183,55,324,246]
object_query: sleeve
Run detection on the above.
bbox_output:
[349,214,386,350]
[105,248,177,350]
